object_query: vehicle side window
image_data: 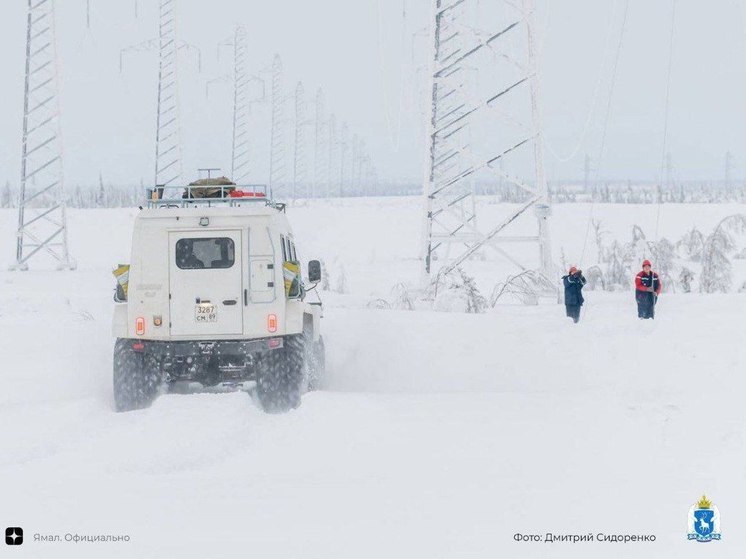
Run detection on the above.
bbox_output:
[280,235,287,261]
[285,238,292,261]
[290,241,297,261]
[176,238,235,270]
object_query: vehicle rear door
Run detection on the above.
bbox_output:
[169,230,243,336]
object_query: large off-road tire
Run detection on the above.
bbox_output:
[256,335,305,413]
[305,335,326,391]
[113,339,162,412]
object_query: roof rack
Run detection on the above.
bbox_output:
[145,184,285,212]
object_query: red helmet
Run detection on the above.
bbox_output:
[569,266,577,274]
[642,259,652,268]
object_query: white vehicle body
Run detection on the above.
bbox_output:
[113,203,322,343]
[110,183,324,413]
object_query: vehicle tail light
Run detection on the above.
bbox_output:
[267,314,277,332]
[268,338,282,349]
[132,342,145,351]
[135,317,145,336]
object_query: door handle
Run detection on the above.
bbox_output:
[244,289,248,306]
[223,299,237,306]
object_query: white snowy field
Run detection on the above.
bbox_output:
[1,199,746,558]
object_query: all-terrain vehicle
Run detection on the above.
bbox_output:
[112,178,325,413]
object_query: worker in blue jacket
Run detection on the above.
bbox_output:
[562,266,587,324]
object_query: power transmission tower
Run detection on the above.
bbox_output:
[358,138,368,195]
[292,81,309,200]
[338,122,349,197]
[155,0,182,188]
[351,134,360,196]
[268,54,287,199]
[212,26,266,182]
[231,24,251,183]
[313,88,328,198]
[421,0,552,281]
[370,164,379,196]
[11,0,75,271]
[724,150,732,190]
[327,114,336,197]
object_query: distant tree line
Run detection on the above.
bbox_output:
[1,179,746,208]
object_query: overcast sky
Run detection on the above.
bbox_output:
[0,0,745,188]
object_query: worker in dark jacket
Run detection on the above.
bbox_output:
[635,259,661,319]
[562,266,587,323]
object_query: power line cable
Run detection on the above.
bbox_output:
[543,0,619,163]
[654,0,678,242]
[375,0,408,151]
[579,0,630,265]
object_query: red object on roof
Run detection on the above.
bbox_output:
[229,190,266,198]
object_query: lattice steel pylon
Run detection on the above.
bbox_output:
[338,122,349,197]
[268,54,287,199]
[155,0,182,187]
[11,0,75,271]
[327,114,336,197]
[231,24,251,183]
[421,0,552,280]
[292,82,309,200]
[350,134,360,196]
[312,88,327,198]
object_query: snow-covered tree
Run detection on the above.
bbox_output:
[459,269,487,313]
[1,181,12,208]
[432,268,487,313]
[96,173,107,207]
[679,267,694,293]
[490,270,556,306]
[389,283,414,311]
[319,259,330,291]
[605,240,630,289]
[334,263,348,294]
[585,265,605,291]
[700,214,746,293]
[591,219,607,263]
[649,238,676,292]
[677,227,705,261]
[627,225,648,264]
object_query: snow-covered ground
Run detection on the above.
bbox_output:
[1,199,745,558]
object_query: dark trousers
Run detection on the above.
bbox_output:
[636,292,656,319]
[566,304,581,323]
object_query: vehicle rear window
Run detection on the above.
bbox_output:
[175,238,235,269]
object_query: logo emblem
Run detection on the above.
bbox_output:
[5,527,23,546]
[687,495,721,542]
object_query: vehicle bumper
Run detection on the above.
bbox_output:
[126,337,284,357]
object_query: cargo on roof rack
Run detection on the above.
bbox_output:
[145,183,284,211]
[185,176,236,198]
